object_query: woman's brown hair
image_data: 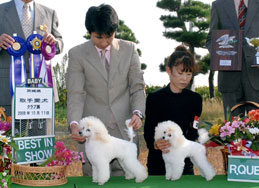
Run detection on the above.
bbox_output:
[167,45,197,73]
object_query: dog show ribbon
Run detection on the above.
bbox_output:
[7,34,27,97]
[26,33,43,79]
[38,41,56,87]
[228,139,257,156]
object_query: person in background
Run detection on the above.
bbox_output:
[0,0,63,115]
[144,46,202,175]
[66,4,145,176]
[206,0,259,118]
[0,0,63,138]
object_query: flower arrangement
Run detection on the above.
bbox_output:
[40,141,84,168]
[0,170,12,188]
[0,107,17,188]
[201,109,259,156]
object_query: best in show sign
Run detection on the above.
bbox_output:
[15,87,53,119]
[228,155,259,183]
[14,135,55,164]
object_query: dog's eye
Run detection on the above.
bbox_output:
[168,134,171,137]
[163,131,166,134]
[86,128,90,132]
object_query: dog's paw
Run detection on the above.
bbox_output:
[165,176,171,180]
[92,179,98,183]
[170,175,181,181]
[125,174,134,180]
[205,170,216,181]
[98,182,104,186]
[135,172,148,183]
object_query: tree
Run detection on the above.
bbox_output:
[53,53,68,108]
[199,54,215,98]
[85,20,147,70]
[157,0,214,94]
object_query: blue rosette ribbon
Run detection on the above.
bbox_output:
[26,33,43,79]
[7,35,27,97]
[38,41,56,87]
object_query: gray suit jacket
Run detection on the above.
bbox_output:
[206,0,259,92]
[0,0,63,115]
[66,39,145,140]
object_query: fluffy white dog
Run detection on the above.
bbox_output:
[79,116,148,185]
[154,120,216,181]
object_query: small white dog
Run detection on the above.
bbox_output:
[79,116,148,185]
[154,120,216,181]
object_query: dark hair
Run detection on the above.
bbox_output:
[85,4,119,36]
[167,45,196,73]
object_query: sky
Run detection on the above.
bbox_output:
[0,0,215,87]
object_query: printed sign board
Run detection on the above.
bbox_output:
[15,87,53,119]
[14,135,55,164]
[228,155,259,183]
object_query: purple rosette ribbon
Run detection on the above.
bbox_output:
[38,41,56,87]
[7,35,27,97]
[26,33,43,79]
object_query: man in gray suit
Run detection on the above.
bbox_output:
[206,0,259,118]
[0,0,63,116]
[66,4,145,176]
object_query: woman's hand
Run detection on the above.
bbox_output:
[154,139,171,154]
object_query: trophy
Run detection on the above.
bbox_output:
[246,37,259,67]
[210,30,243,71]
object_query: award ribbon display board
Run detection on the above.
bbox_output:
[210,30,243,71]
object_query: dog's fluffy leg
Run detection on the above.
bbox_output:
[118,148,147,183]
[190,145,216,181]
[92,165,98,183]
[165,162,173,180]
[125,119,136,142]
[170,159,185,181]
[96,162,110,185]
[118,158,135,180]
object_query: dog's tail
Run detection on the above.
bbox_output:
[198,128,210,144]
[125,119,135,142]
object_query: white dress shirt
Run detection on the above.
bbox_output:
[14,0,34,23]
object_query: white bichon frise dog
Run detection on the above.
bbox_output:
[79,116,148,185]
[154,120,216,181]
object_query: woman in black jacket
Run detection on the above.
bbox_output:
[144,46,202,175]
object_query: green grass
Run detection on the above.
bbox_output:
[55,106,67,126]
[200,98,224,124]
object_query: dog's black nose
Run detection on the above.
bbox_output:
[79,131,82,135]
[162,136,165,140]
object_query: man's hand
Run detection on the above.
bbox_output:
[0,33,14,50]
[154,139,171,154]
[42,33,56,45]
[71,123,86,143]
[129,114,142,130]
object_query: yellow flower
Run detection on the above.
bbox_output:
[0,136,11,144]
[209,124,221,136]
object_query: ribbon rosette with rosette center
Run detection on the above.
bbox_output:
[7,35,27,97]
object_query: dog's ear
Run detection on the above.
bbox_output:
[94,125,110,143]
[154,125,162,141]
[95,132,110,143]
[171,132,185,148]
